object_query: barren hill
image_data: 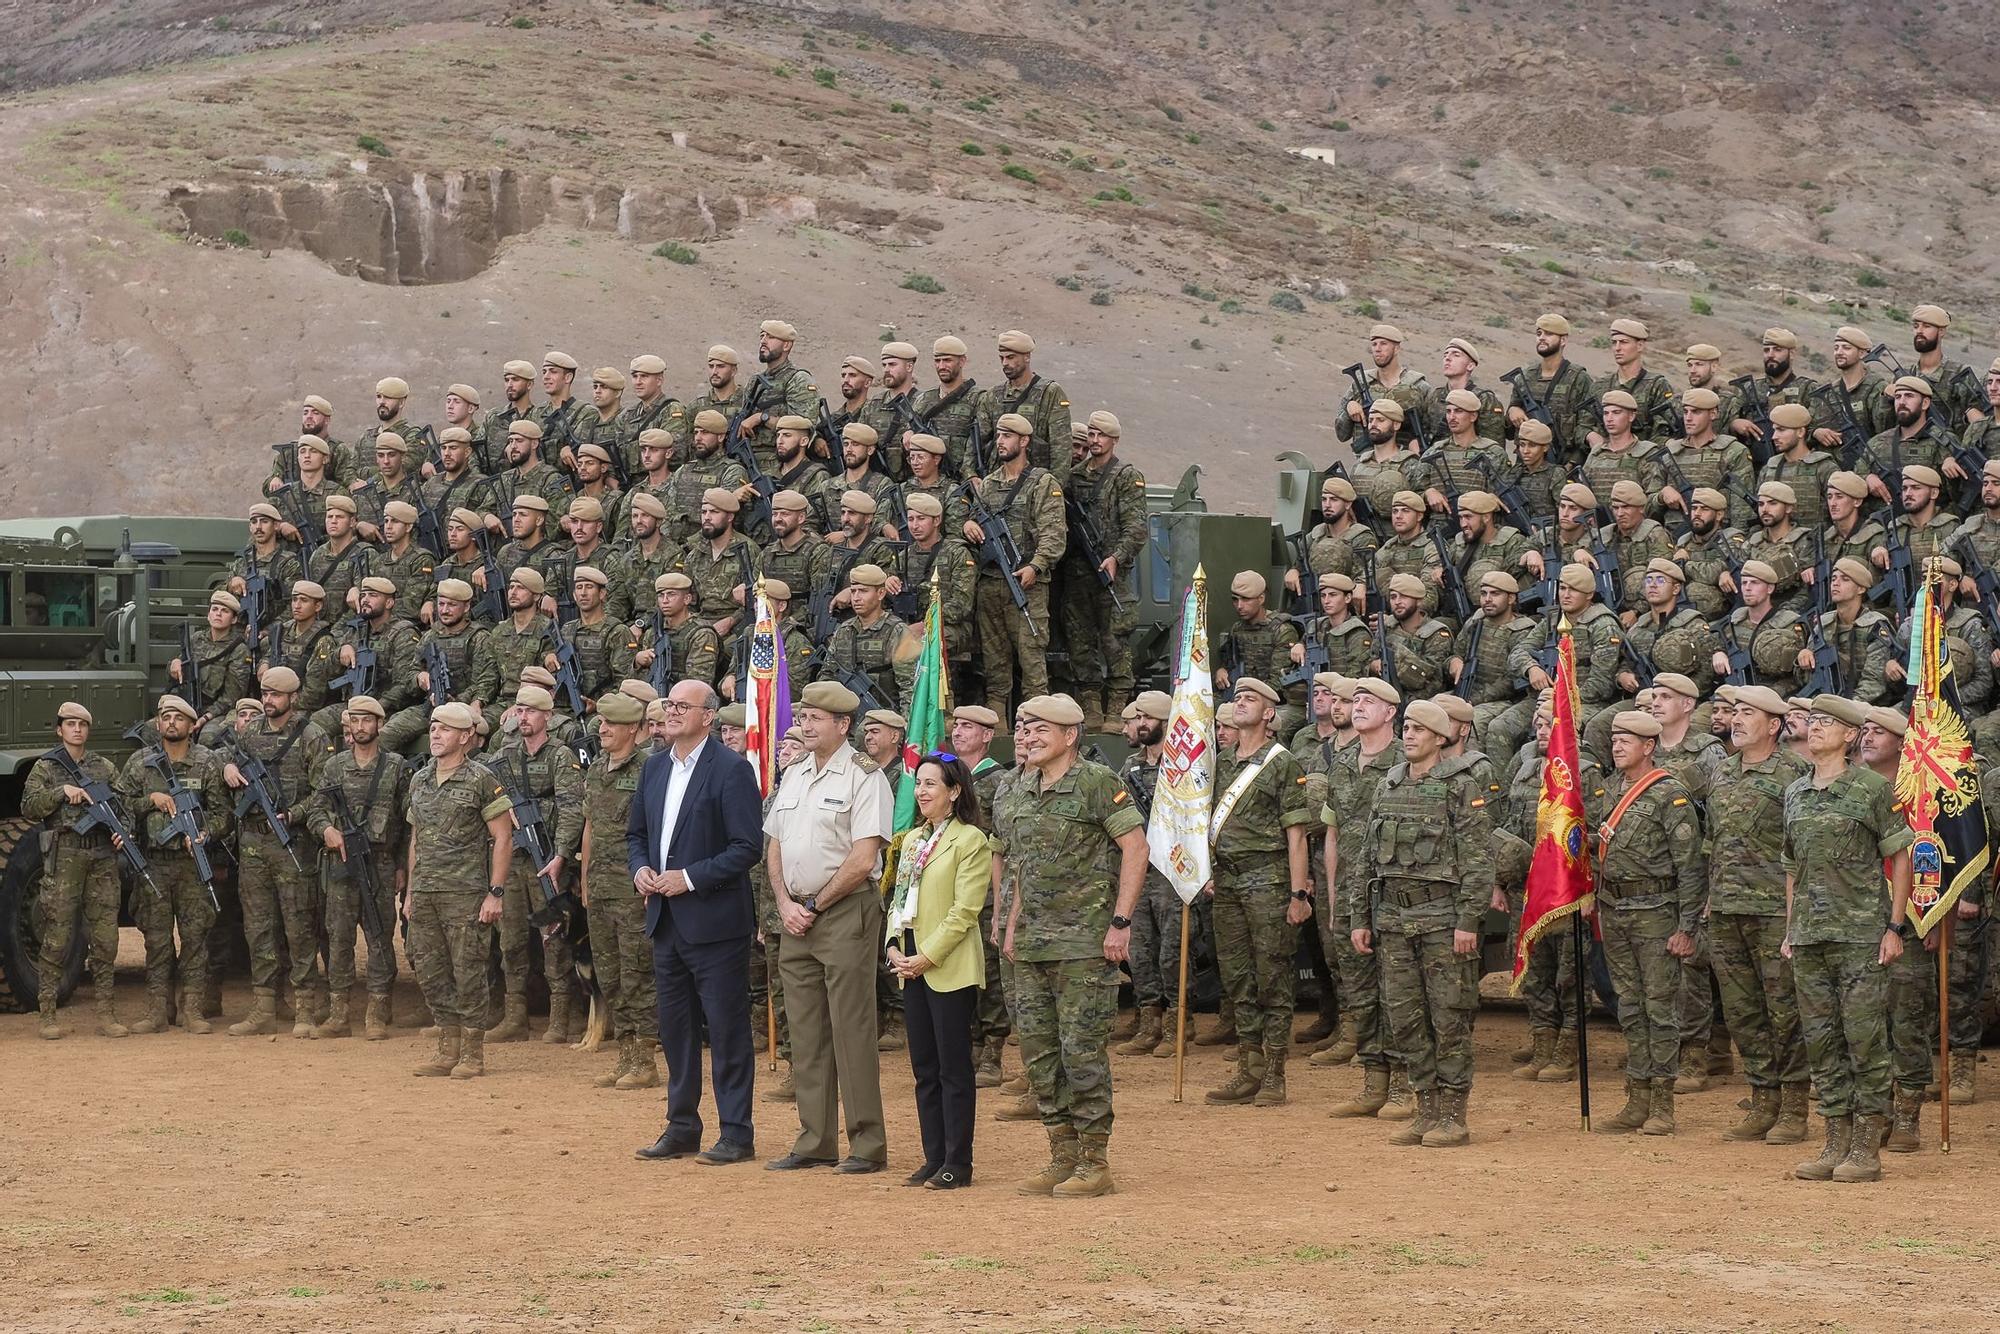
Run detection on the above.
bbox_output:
[2,0,1996,516]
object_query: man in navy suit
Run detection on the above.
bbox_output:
[625,679,765,1165]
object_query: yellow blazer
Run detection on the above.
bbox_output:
[886,820,992,994]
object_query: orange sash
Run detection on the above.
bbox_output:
[1596,766,1671,863]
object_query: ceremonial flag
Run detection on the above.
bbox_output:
[743,582,791,798]
[1149,566,1215,904]
[893,587,951,833]
[1895,571,1990,937]
[1510,625,1594,994]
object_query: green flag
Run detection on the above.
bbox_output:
[893,596,950,832]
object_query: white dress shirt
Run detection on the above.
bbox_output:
[655,737,707,889]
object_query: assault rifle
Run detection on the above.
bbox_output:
[241,549,268,658]
[328,616,377,699]
[421,638,453,709]
[1729,375,1777,469]
[230,745,309,873]
[543,620,586,718]
[503,789,579,937]
[145,748,219,911]
[1452,616,1483,701]
[179,622,207,717]
[328,786,388,942]
[1427,522,1474,622]
[45,749,159,897]
[647,611,674,694]
[724,373,780,530]
[958,480,1039,637]
[1066,495,1127,613]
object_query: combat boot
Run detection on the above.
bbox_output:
[1079,698,1108,735]
[1315,1013,1359,1063]
[1766,1084,1809,1144]
[541,992,571,1045]
[227,987,278,1037]
[1794,1116,1851,1180]
[1641,1079,1677,1135]
[38,1001,60,1041]
[363,994,390,1041]
[1193,1015,1237,1047]
[1052,1137,1114,1198]
[1328,1065,1390,1118]
[1508,1034,1536,1065]
[1252,1049,1287,1106]
[1118,1005,1165,1056]
[999,1070,1030,1094]
[1832,1115,1884,1182]
[1537,1029,1577,1083]
[975,1036,1004,1085]
[617,1040,661,1090]
[128,989,172,1036]
[877,1013,906,1051]
[994,1090,1041,1120]
[1109,1005,1140,1043]
[451,1028,485,1079]
[413,1026,460,1077]
[1297,1008,1337,1045]
[1377,1067,1415,1121]
[1949,1056,1977,1105]
[750,1002,768,1053]
[487,994,529,1043]
[1424,1088,1472,1147]
[1722,1087,1780,1142]
[1388,1089,1439,1147]
[762,1063,796,1102]
[596,1034,636,1088]
[95,991,129,1039]
[1597,1077,1650,1133]
[1017,1129,1080,1195]
[1672,1043,1710,1094]
[1884,1086,1923,1153]
[1206,1051,1264,1105]
[310,991,351,1040]
[1513,1028,1556,1081]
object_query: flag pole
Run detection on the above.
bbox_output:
[768,995,779,1071]
[1172,903,1191,1103]
[1939,914,1953,1153]
[1571,912,1591,1132]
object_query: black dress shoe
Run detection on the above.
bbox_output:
[835,1156,886,1175]
[635,1130,699,1161]
[903,1163,940,1187]
[923,1164,971,1190]
[696,1139,755,1166]
[764,1152,838,1171]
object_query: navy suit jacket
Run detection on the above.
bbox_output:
[624,739,762,945]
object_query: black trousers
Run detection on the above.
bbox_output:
[905,968,978,1171]
[652,915,755,1148]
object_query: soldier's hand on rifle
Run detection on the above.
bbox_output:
[339,645,356,668]
[1523,550,1545,577]
[1795,648,1816,672]
[1730,417,1763,443]
[1507,404,1526,427]
[417,670,431,692]
[1016,565,1037,589]
[1717,570,1738,596]
[1667,929,1695,959]
[1887,659,1906,683]
[62,784,89,806]
[1660,486,1684,512]
[1527,665,1552,691]
[324,827,346,857]
[1290,642,1306,665]
[1869,546,1889,568]
[558,444,578,472]
[223,763,247,789]
[1100,555,1119,580]
[634,647,656,669]
[962,519,986,545]
[1346,399,1365,424]
[1709,650,1730,678]
[358,522,383,544]
[110,831,126,852]
[540,854,565,882]
[227,575,247,596]
[1449,655,1465,680]
[169,657,185,683]
[1351,927,1373,955]
[1574,549,1599,571]
[1452,928,1477,957]
[1945,457,1971,482]
[149,792,176,816]
[542,651,559,673]
[1866,474,1891,503]
[1812,427,1843,450]
[884,574,905,596]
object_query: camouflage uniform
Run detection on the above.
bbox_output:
[487,735,586,1025]
[181,630,256,725]
[1210,740,1313,1069]
[1382,612,1454,700]
[977,375,1074,488]
[1816,609,1893,703]
[480,612,555,729]
[491,461,573,533]
[859,388,924,481]
[1455,609,1540,760]
[968,758,1011,1046]
[304,538,375,625]
[1302,520,1378,584]
[1220,613,1303,701]
[1321,740,1404,1071]
[1807,374,1895,461]
[1503,742,1581,1037]
[117,743,231,1023]
[313,614,422,744]
[970,463,1065,718]
[1594,368,1679,442]
[479,403,537,475]
[384,621,497,755]
[1663,436,1758,530]
[1057,456,1148,705]
[1370,533,1442,615]
[913,380,985,479]
[227,546,304,646]
[1504,458,1565,527]
[1117,750,1181,1013]
[1333,369,1434,451]
[1420,382,1507,446]
[676,532,762,629]
[1855,423,1951,488]
[817,612,915,714]
[1579,443,1667,519]
[1782,766,1913,1121]
[305,749,411,1005]
[1758,450,1840,532]
[565,611,635,704]
[264,617,340,718]
[1348,454,1427,534]
[896,538,978,668]
[22,748,126,1019]
[372,542,438,625]
[633,614,721,692]
[1708,748,1811,1098]
[404,756,511,1029]
[1673,525,1749,622]
[1722,605,1807,698]
[582,747,655,1046]
[229,713,335,1011]
[666,451,751,549]
[745,360,819,477]
[1504,359,1598,460]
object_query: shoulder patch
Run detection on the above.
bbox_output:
[1672,796,1688,806]
[1470,797,1486,807]
[1112,789,1127,803]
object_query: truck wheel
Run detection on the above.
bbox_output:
[0,819,87,1012]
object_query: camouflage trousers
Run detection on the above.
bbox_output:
[239,827,325,997]
[1793,939,1891,1120]
[1673,922,1728,1050]
[38,836,121,1006]
[972,900,1009,1042]
[1211,865,1298,1058]
[1127,872,1184,1009]
[1335,883,1388,1068]
[1519,919,1583,1033]
[498,857,571,999]
[1473,698,1531,770]
[1378,926,1479,1093]
[1887,914,1989,1090]
[1015,955,1119,1140]
[752,876,789,1058]
[407,888,494,1029]
[1710,912,1803,1090]
[320,853,398,997]
[1054,558,1138,700]
[137,855,217,1010]
[586,879,656,1042]
[1599,905,1680,1082]
[973,575,1051,720]
[379,703,434,756]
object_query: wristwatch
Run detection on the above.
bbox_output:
[1290,890,1312,902]
[1888,917,1912,940]
[799,896,820,918]
[487,885,505,898]
[1110,914,1133,929]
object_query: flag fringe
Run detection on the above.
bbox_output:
[1508,889,1594,998]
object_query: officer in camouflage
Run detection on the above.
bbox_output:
[25,703,131,1039]
[580,691,660,1091]
[485,683,586,1045]
[305,695,410,1039]
[1058,409,1148,727]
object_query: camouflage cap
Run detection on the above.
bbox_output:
[842,422,880,447]
[292,579,327,600]
[1599,389,1639,411]
[1557,563,1596,595]
[848,563,888,588]
[248,501,282,521]
[344,695,386,720]
[1808,695,1867,727]
[1444,337,1481,364]
[1387,572,1426,599]
[904,432,946,456]
[1559,481,1598,509]
[1611,710,1661,738]
[1404,699,1452,737]
[1682,387,1720,411]
[933,335,969,357]
[515,684,554,711]
[358,575,398,597]
[542,351,579,371]
[700,486,741,514]
[800,681,860,715]
[383,500,418,524]
[1903,462,1942,488]
[1368,323,1406,343]
[1864,705,1908,737]
[323,494,358,516]
[507,418,544,441]
[57,701,93,724]
[510,567,547,594]
[155,694,197,721]
[841,356,878,379]
[209,588,242,612]
[1444,388,1482,413]
[1369,398,1406,425]
[597,693,646,725]
[1756,480,1797,506]
[1652,672,1699,700]
[1732,685,1790,718]
[770,489,809,513]
[1087,409,1121,437]
[1478,569,1519,594]
[1834,325,1872,350]
[880,341,919,361]
[1516,419,1553,446]
[432,701,480,730]
[1017,693,1084,725]
[693,409,730,432]
[707,344,740,366]
[997,330,1036,354]
[994,412,1034,436]
[1826,471,1868,500]
[629,354,667,376]
[1609,318,1650,340]
[629,492,668,520]
[502,359,537,378]
[1230,570,1267,597]
[303,394,334,414]
[1609,479,1647,507]
[1892,375,1935,400]
[762,578,792,600]
[905,492,944,518]
[592,367,626,390]
[760,320,798,341]
[435,578,475,602]
[260,665,302,693]
[1232,677,1280,705]
[1911,304,1950,329]
[1684,344,1722,362]
[839,488,879,516]
[1762,327,1799,350]
[375,377,410,399]
[1535,313,1571,335]
[1770,403,1811,429]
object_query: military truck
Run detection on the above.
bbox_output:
[0,517,240,1009]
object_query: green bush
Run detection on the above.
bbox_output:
[1002,164,1037,183]
[899,272,944,294]
[1856,269,1887,288]
[510,16,534,28]
[221,228,252,248]
[1089,289,1113,306]
[357,135,390,157]
[812,67,836,88]
[1689,295,1712,315]
[1218,299,1244,314]
[652,241,698,265]
[1354,299,1381,319]
[1270,290,1306,314]
[960,142,985,156]
[1054,275,1085,291]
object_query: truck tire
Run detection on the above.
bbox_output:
[0,818,87,1012]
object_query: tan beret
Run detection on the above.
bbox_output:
[57,701,93,724]
[864,708,908,731]
[1320,474,1357,500]
[700,486,741,514]
[1760,328,1798,350]
[1443,337,1481,365]
[260,665,302,693]
[629,492,669,520]
[1600,389,1639,412]
[1478,569,1520,595]
[1609,318,1650,340]
[1770,403,1812,430]
[501,359,536,379]
[1558,563,1597,595]
[880,342,919,361]
[762,578,792,601]
[1739,559,1780,585]
[1404,699,1452,737]
[1230,570,1267,597]
[994,412,1035,437]
[291,579,326,601]
[557,497,601,526]
[634,430,673,454]
[614,679,659,704]
[1757,480,1797,506]
[574,443,613,467]
[1560,481,1599,509]
[510,567,546,595]
[382,500,418,525]
[514,684,554,711]
[848,563,888,589]
[343,695,386,720]
[775,414,814,433]
[1684,344,1722,362]
[1864,705,1908,737]
[1903,463,1942,489]
[542,351,578,372]
[1369,398,1406,425]
[1653,672,1700,701]
[933,336,969,357]
[1354,677,1400,705]
[1328,676,1360,699]
[371,377,407,400]
[511,493,550,515]
[1611,709,1662,738]
[439,426,472,446]
[1688,487,1728,512]
[1368,324,1406,343]
[323,494,358,516]
[654,572,693,592]
[1391,490,1425,512]
[1834,326,1872,350]
[432,701,480,730]
[371,432,408,456]
[905,433,947,457]
[1831,556,1874,590]
[355,576,396,599]
[248,501,282,521]
[1516,419,1553,446]
[1824,472,1868,503]
[1985,458,2000,483]
[1535,313,1572,335]
[1893,375,1935,401]
[1682,387,1720,411]
[448,507,483,531]
[302,394,334,415]
[801,681,860,715]
[1232,677,1280,706]
[997,329,1036,354]
[1609,479,1648,507]
[1319,571,1357,593]
[1733,685,1790,718]
[1911,304,1950,329]
[506,418,543,441]
[693,409,730,432]
[770,489,809,513]
[714,703,749,729]
[905,492,944,518]
[1444,388,1482,414]
[1086,409,1122,437]
[435,578,475,602]
[591,367,626,390]
[207,588,242,613]
[760,320,798,341]
[571,565,609,589]
[842,356,878,379]
[629,354,667,376]
[1809,695,1867,727]
[1122,692,1171,723]
[597,693,646,725]
[1433,694,1476,726]
[706,344,740,367]
[156,694,198,722]
[1939,556,1964,579]
[1017,693,1084,726]
[839,488,879,516]
[1712,684,1739,705]
[1387,572,1426,600]
[520,665,557,689]
[842,422,880,448]
[953,703,1002,727]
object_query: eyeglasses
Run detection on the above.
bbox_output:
[926,750,959,763]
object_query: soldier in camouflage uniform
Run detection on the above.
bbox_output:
[896,433,967,536]
[1419,390,1507,519]
[1376,572,1453,700]
[222,666,335,1038]
[1200,679,1313,1108]
[432,509,499,627]
[1806,559,1893,703]
[1289,476,1378,605]
[1058,410,1148,726]
[1356,698,1494,1146]
[486,419,573,538]
[24,703,130,1039]
[1681,344,1740,439]
[621,353,685,463]
[859,341,924,480]
[349,377,429,485]
[1781,694,1913,1183]
[1590,318,1678,447]
[684,344,751,456]
[263,580,340,719]
[1702,686,1812,1142]
[994,693,1148,1198]
[227,503,304,656]
[1349,405,1428,533]
[565,565,636,703]
[1587,710,1705,1136]
[1712,560,1807,698]
[667,410,753,550]
[426,429,496,532]
[1371,492,1443,616]
[1444,491,1530,596]
[738,320,820,477]
[817,564,914,713]
[270,435,343,559]
[315,576,422,744]
[479,360,539,476]
[1620,559,1719,702]
[265,394,349,492]
[1855,380,1954,514]
[480,567,556,731]
[895,493,976,676]
[966,414,1065,721]
[613,429,677,542]
[1642,677,1730,1093]
[1112,693,1180,1058]
[1505,314,1599,463]
[1504,421,1564,527]
[1758,404,1838,533]
[1289,573,1375,691]
[975,330,1073,489]
[1742,482,1816,617]
[1334,324,1432,453]
[386,578,496,754]
[1452,571,1540,761]
[1724,328,1818,455]
[169,589,256,735]
[304,696,410,1040]
[1909,304,1987,433]
[1419,338,1506,443]
[349,434,425,547]
[567,368,633,486]
[530,351,585,478]
[579,691,660,1091]
[496,495,571,601]
[1216,570,1303,707]
[618,492,681,620]
[633,572,721,691]
[484,684,586,1044]
[1581,395,1667,515]
[303,495,373,623]
[760,489,832,622]
[677,487,762,640]
[371,502,438,625]
[1663,388,1759,533]
[1808,326,1896,462]
[913,335,986,477]
[117,694,231,1035]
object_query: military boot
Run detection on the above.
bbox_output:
[596,1034,636,1088]
[1794,1116,1851,1180]
[877,1013,907,1051]
[1377,1067,1415,1121]
[541,992,571,1045]
[1388,1089,1439,1147]
[1018,1129,1081,1195]
[1722,1087,1781,1142]
[994,1090,1041,1120]
[38,1001,60,1041]
[310,990,351,1039]
[1765,1083,1809,1143]
[1424,1088,1472,1147]
[413,1026,460,1077]
[1832,1115,1884,1182]
[1508,1034,1536,1065]
[1109,1005,1140,1043]
[762,1063,796,1102]
[129,988,172,1036]
[1597,1077,1650,1133]
[999,1070,1030,1094]
[487,994,529,1043]
[1328,1065,1391,1118]
[1118,1005,1165,1056]
[1297,1008,1337,1045]
[1193,1014,1237,1047]
[975,1036,1004,1086]
[95,991,129,1039]
[617,1039,661,1090]
[1314,1013,1359,1063]
[1052,1136,1114,1198]
[1206,1051,1265,1105]
[1641,1079,1677,1135]
[1252,1049,1287,1106]
[750,1002,768,1053]
[227,988,278,1037]
[1079,698,1108,735]
[1884,1086,1923,1153]
[1537,1029,1578,1083]
[451,1028,486,1079]
[184,1007,212,1035]
[363,994,390,1041]
[1672,1043,1710,1093]
[1513,1028,1556,1081]
[1949,1056,1977,1105]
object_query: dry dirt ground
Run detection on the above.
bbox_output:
[4,931,1999,1333]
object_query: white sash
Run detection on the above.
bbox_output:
[1210,742,1287,839]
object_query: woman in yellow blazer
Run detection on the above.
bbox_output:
[884,753,992,1190]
